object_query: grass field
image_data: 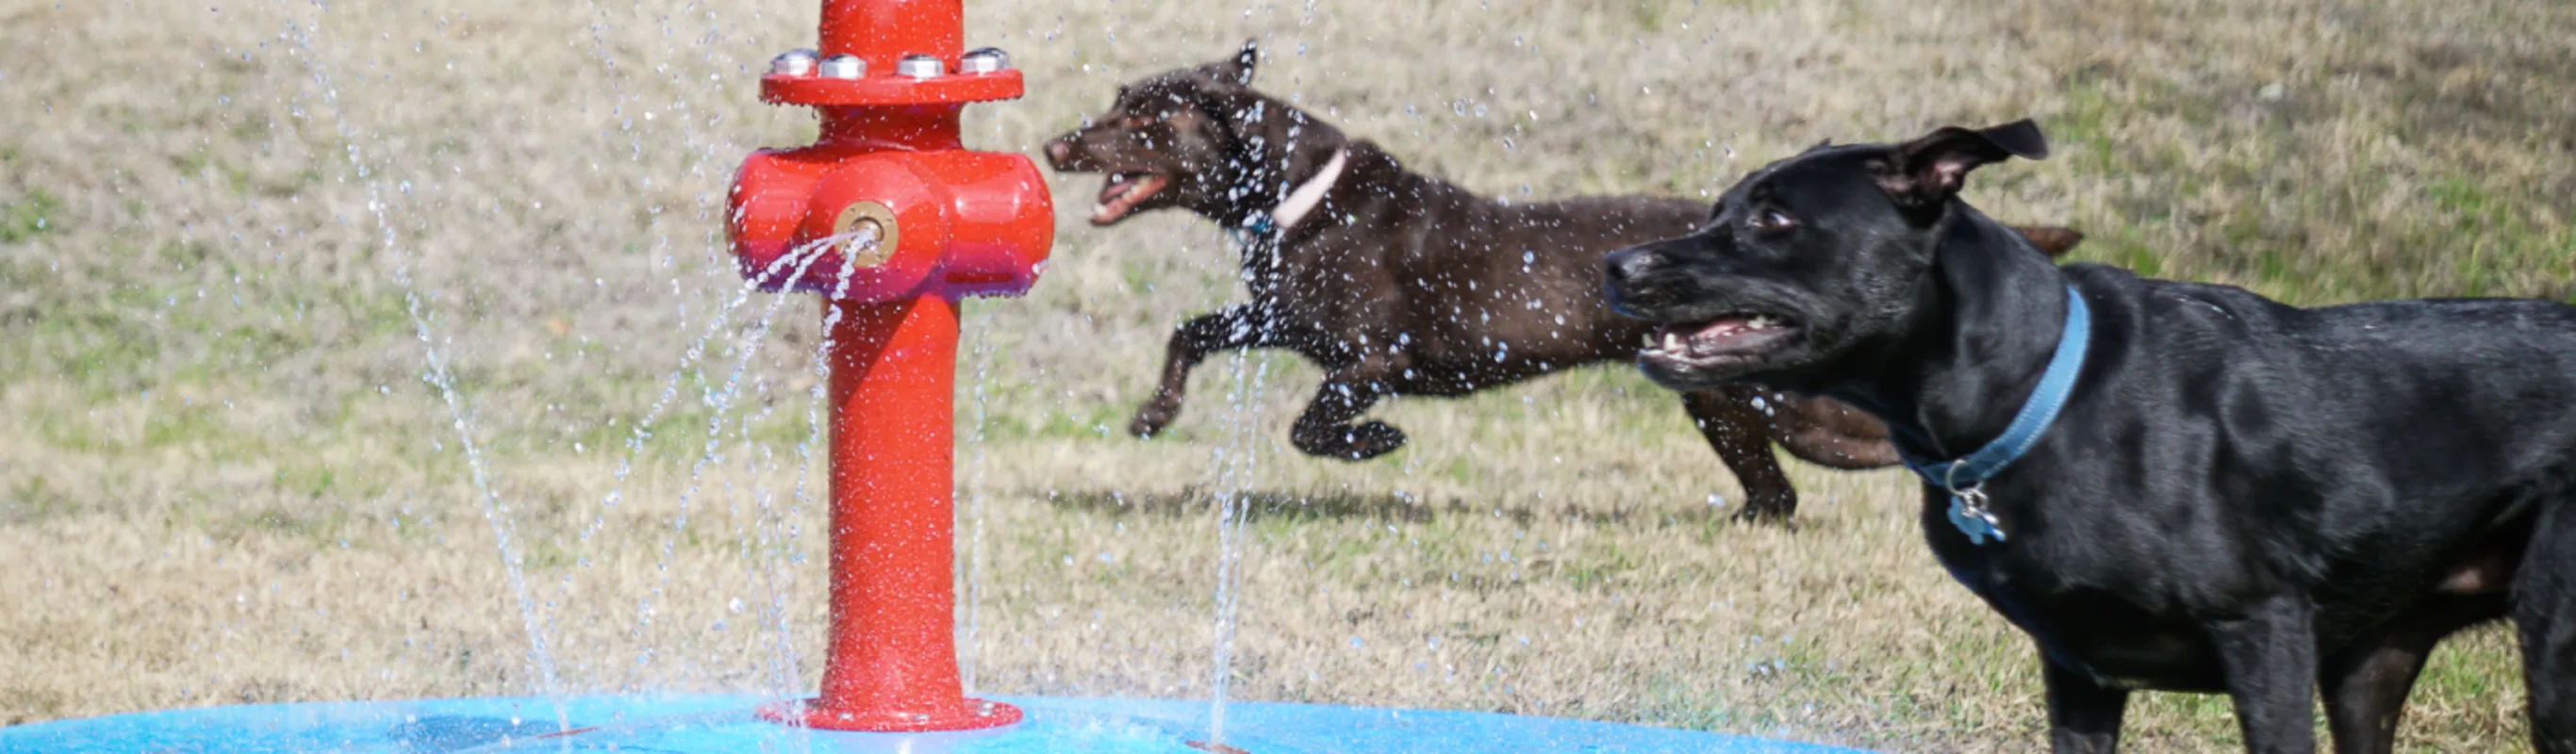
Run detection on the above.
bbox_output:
[3,0,2573,750]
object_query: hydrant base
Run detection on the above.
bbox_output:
[760,696,1025,732]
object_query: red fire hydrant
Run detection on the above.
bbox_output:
[724,0,1050,732]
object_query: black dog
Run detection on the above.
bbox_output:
[1605,119,2576,752]
[1043,42,2087,519]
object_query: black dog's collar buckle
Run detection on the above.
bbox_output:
[1943,483,2006,545]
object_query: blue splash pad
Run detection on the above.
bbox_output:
[0,694,1873,753]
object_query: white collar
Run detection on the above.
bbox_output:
[1263,147,1346,235]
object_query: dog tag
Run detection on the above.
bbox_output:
[1946,489,2007,545]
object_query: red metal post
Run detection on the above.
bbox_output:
[724,0,1050,733]
[813,296,989,729]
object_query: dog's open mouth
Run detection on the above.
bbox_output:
[1091,172,1169,225]
[1640,314,1800,369]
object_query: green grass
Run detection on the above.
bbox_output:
[0,189,58,243]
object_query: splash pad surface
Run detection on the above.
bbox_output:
[0,695,1869,753]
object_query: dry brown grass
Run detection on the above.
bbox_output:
[2,0,2570,751]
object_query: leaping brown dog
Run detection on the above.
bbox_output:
[1042,42,2086,520]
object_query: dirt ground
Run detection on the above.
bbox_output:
[3,0,2571,750]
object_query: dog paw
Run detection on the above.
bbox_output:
[1732,495,1797,524]
[1343,421,1407,460]
[1732,508,1794,525]
[1297,421,1407,461]
[1130,402,1179,438]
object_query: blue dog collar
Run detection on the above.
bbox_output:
[1899,285,2091,545]
[1230,213,1280,247]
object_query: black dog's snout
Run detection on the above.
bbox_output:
[1601,246,1668,317]
[1603,247,1659,289]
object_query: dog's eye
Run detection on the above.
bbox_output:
[1747,209,1797,232]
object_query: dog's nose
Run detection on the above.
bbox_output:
[1603,247,1659,289]
[1042,139,1073,170]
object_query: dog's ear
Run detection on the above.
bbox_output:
[1879,119,2048,207]
[2009,225,2085,257]
[1202,39,1259,87]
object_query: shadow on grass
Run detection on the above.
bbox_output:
[1033,485,1754,528]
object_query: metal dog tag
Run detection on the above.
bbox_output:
[1946,487,2007,545]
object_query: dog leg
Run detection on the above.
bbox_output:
[2518,505,2576,754]
[1289,365,1403,461]
[2318,594,2500,754]
[1679,387,1797,521]
[2043,657,2128,753]
[2209,596,2321,753]
[1132,305,1277,437]
[2317,636,2434,754]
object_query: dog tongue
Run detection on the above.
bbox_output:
[1096,177,1137,205]
[1657,317,1779,355]
[1677,319,1753,341]
[1091,173,1167,224]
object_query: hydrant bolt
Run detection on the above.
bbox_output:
[896,54,945,79]
[772,49,819,76]
[959,47,1011,74]
[819,54,866,79]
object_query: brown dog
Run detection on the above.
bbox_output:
[1043,42,2084,519]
